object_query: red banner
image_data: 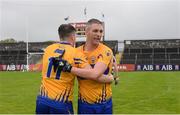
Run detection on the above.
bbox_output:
[0,64,135,72]
[0,64,42,71]
[117,64,135,71]
[29,64,42,72]
[0,65,6,71]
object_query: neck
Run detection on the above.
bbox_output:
[84,42,99,51]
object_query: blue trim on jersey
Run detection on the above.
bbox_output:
[75,62,81,64]
[74,58,81,61]
[61,89,67,102]
[55,67,62,79]
[79,97,112,105]
[47,58,53,78]
[90,64,95,68]
[58,41,71,45]
[54,49,64,54]
[104,67,109,75]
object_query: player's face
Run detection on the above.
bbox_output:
[86,23,103,46]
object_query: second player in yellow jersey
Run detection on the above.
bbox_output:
[77,43,113,104]
[40,42,87,102]
[36,24,87,114]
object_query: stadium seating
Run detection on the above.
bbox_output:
[121,39,180,65]
[0,40,118,65]
[0,42,52,65]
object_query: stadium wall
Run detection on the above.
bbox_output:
[117,64,180,71]
[0,64,42,71]
[1,64,180,71]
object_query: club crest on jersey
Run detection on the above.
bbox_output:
[106,50,111,56]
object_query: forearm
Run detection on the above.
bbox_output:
[113,66,118,73]
[113,58,119,85]
[96,74,114,83]
[112,55,118,72]
[71,67,99,80]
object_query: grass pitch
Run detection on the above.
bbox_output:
[0,71,180,114]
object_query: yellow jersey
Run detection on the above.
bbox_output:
[39,42,87,102]
[77,43,113,104]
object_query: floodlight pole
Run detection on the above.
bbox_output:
[26,16,29,71]
[101,13,105,41]
[103,21,105,41]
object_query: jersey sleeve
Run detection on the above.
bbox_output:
[73,49,88,68]
[97,49,113,66]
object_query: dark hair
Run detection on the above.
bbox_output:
[58,24,76,40]
[87,18,102,26]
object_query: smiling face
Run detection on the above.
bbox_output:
[86,23,103,46]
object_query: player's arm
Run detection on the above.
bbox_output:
[97,74,114,83]
[57,58,113,83]
[113,56,118,73]
[112,56,119,85]
[73,64,113,83]
[71,62,109,81]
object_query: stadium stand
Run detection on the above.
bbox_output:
[0,42,53,65]
[120,39,180,65]
[0,40,118,65]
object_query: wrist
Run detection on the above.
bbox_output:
[70,67,73,73]
[67,65,72,72]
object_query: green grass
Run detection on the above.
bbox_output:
[0,72,41,114]
[0,71,180,114]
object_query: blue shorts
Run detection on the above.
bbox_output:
[78,98,113,114]
[36,95,74,114]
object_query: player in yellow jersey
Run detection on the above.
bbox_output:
[73,18,114,114]
[36,24,114,114]
[77,18,114,114]
[71,19,113,114]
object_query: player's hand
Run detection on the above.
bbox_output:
[113,72,119,85]
[108,74,115,83]
[114,75,119,85]
[58,59,72,72]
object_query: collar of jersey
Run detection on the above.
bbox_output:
[59,41,71,45]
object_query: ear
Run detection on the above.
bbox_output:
[85,28,89,35]
[70,34,76,42]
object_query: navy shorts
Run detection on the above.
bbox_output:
[78,98,112,114]
[36,95,74,114]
